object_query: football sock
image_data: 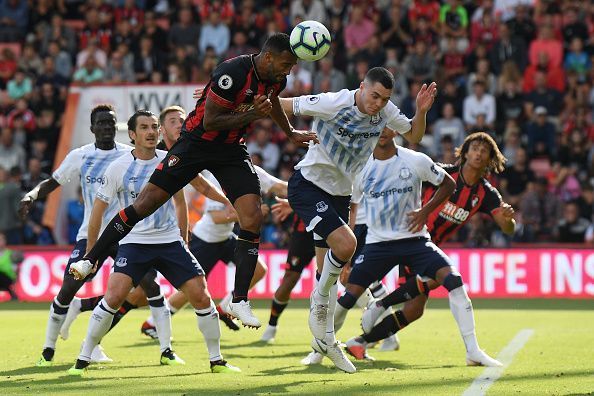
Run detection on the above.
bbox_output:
[85,206,142,263]
[196,303,222,362]
[43,297,69,350]
[362,310,409,343]
[381,276,429,308]
[80,295,103,312]
[79,299,116,361]
[334,290,358,332]
[324,282,338,345]
[148,294,171,353]
[317,251,346,299]
[449,286,480,354]
[268,298,288,326]
[232,230,260,303]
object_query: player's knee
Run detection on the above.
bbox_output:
[443,272,464,292]
[104,292,126,310]
[331,234,357,262]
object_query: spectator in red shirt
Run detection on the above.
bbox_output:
[522,51,566,93]
[79,8,112,53]
[114,0,144,30]
[529,24,563,68]
[343,4,375,57]
[470,11,498,51]
[408,0,440,31]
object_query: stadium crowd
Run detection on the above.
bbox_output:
[1,0,594,248]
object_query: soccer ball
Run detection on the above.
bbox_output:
[289,20,331,62]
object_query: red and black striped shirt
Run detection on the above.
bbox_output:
[424,164,503,245]
[183,54,286,145]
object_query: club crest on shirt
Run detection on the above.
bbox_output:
[370,113,383,125]
[218,74,233,90]
[316,201,328,213]
[399,167,412,180]
[168,155,180,167]
[472,195,480,207]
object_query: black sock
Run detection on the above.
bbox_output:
[80,295,103,312]
[362,310,409,343]
[268,298,288,326]
[108,301,137,331]
[380,276,429,308]
[74,359,90,369]
[337,291,358,309]
[86,206,141,263]
[42,347,54,361]
[232,229,260,303]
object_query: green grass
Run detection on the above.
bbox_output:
[1,299,593,395]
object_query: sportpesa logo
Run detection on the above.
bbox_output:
[337,128,380,139]
[370,186,413,198]
[86,175,106,185]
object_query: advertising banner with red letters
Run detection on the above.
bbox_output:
[3,248,594,302]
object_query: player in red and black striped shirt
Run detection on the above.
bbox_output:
[74,33,317,329]
[348,132,516,366]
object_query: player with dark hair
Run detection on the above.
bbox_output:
[67,110,239,375]
[70,33,317,328]
[338,132,514,367]
[280,67,437,372]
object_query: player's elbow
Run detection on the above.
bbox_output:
[442,174,456,194]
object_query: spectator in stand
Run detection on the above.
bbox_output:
[403,40,437,82]
[439,0,469,53]
[28,137,52,174]
[247,122,280,174]
[357,34,386,69]
[441,37,466,82]
[384,57,409,107]
[575,184,593,221]
[17,44,43,78]
[555,201,591,243]
[411,16,438,51]
[40,13,77,56]
[432,102,465,155]
[199,11,230,58]
[0,0,28,41]
[6,69,32,101]
[0,127,25,172]
[134,36,163,83]
[312,57,345,94]
[7,98,35,145]
[224,30,256,61]
[46,41,72,80]
[197,0,235,26]
[111,19,137,54]
[72,56,104,85]
[463,79,496,129]
[561,6,588,46]
[501,122,522,166]
[564,37,591,83]
[500,147,535,208]
[520,177,562,242]
[507,4,536,43]
[489,22,527,75]
[524,70,563,118]
[344,4,375,58]
[408,0,440,32]
[379,1,411,59]
[524,106,556,159]
[523,51,565,94]
[37,57,68,96]
[141,11,168,53]
[76,38,107,70]
[104,51,136,83]
[470,10,498,51]
[114,0,144,28]
[529,24,563,69]
[496,79,524,132]
[290,0,327,25]
[0,48,17,89]
[467,58,497,96]
[0,167,22,245]
[79,7,112,53]
[168,6,201,54]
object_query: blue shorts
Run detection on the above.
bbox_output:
[188,235,235,277]
[66,239,119,282]
[352,224,368,261]
[288,170,350,247]
[348,237,452,288]
[114,241,205,288]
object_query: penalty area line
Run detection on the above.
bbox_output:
[462,328,535,396]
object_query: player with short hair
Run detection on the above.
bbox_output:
[281,67,437,372]
[20,104,138,366]
[70,33,317,328]
[67,110,239,375]
[340,132,513,367]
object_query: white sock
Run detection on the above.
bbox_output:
[355,288,373,309]
[196,302,222,362]
[220,291,233,313]
[148,294,171,353]
[43,297,70,350]
[334,300,349,332]
[324,283,338,345]
[448,286,480,354]
[369,281,389,299]
[146,315,155,327]
[78,299,116,361]
[317,251,344,299]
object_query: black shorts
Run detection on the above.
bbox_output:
[149,135,261,204]
[352,224,368,262]
[65,239,118,282]
[285,230,315,274]
[114,241,204,289]
[348,237,452,289]
[188,234,236,277]
[288,170,350,247]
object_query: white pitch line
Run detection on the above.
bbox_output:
[462,329,535,396]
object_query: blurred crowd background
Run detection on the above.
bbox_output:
[1,0,594,249]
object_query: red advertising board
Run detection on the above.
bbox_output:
[2,248,594,302]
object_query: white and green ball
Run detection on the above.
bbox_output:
[289,20,331,62]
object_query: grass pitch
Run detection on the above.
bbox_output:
[1,299,593,395]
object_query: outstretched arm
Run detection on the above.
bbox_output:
[407,172,455,233]
[403,82,438,144]
[203,95,272,131]
[270,95,318,147]
[19,178,61,219]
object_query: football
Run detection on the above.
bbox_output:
[289,20,331,62]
